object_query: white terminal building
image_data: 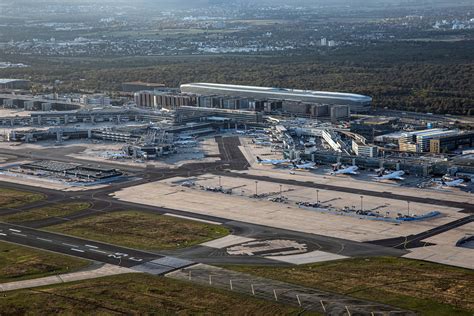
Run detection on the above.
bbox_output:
[180,83,372,113]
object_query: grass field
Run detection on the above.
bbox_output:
[0,188,45,209]
[0,202,91,223]
[223,257,474,316]
[0,241,90,283]
[0,273,302,315]
[45,211,230,250]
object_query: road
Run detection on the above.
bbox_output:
[0,135,472,268]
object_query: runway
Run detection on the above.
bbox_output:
[0,222,161,268]
[0,135,472,269]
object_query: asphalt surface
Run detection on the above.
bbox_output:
[369,214,474,249]
[0,135,472,268]
[219,171,474,212]
[0,222,160,268]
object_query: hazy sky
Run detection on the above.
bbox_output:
[4,0,473,10]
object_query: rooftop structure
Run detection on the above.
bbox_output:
[180,83,372,112]
[0,79,31,90]
[400,129,462,152]
[122,81,166,93]
[21,160,123,181]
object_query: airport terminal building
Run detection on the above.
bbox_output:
[180,83,372,112]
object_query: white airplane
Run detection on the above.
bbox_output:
[253,140,272,146]
[292,161,317,170]
[256,156,291,166]
[331,165,359,175]
[435,178,465,188]
[175,140,198,147]
[373,170,405,181]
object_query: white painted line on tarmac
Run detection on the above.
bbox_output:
[85,244,98,249]
[164,213,222,225]
[0,233,7,236]
[37,237,52,242]
[62,243,79,248]
[9,229,21,233]
[70,248,85,253]
[90,249,107,254]
[11,232,27,237]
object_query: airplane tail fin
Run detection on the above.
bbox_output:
[256,156,262,162]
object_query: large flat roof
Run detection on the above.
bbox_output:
[0,79,30,84]
[180,83,372,103]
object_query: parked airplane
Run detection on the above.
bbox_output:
[373,170,405,181]
[253,140,272,146]
[256,156,291,166]
[330,165,359,175]
[292,161,317,170]
[175,140,198,147]
[434,178,465,188]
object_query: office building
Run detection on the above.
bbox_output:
[352,140,378,157]
[351,117,398,142]
[430,132,474,154]
[180,83,372,112]
[155,93,196,109]
[122,81,166,93]
[400,129,461,153]
[81,94,111,106]
[330,105,350,122]
[175,106,263,124]
[134,91,156,107]
[0,79,31,90]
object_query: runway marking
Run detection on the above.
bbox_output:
[11,232,27,237]
[164,213,222,225]
[85,244,98,249]
[37,237,52,242]
[0,233,7,236]
[90,249,107,254]
[9,229,21,233]
[62,243,79,248]
[71,248,85,253]
[129,257,143,262]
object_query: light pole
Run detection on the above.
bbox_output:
[279,184,282,197]
[218,176,222,188]
[255,181,258,196]
[360,196,364,211]
[407,201,410,217]
[316,190,320,204]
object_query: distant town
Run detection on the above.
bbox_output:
[0,1,473,315]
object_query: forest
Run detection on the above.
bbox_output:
[0,40,472,115]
